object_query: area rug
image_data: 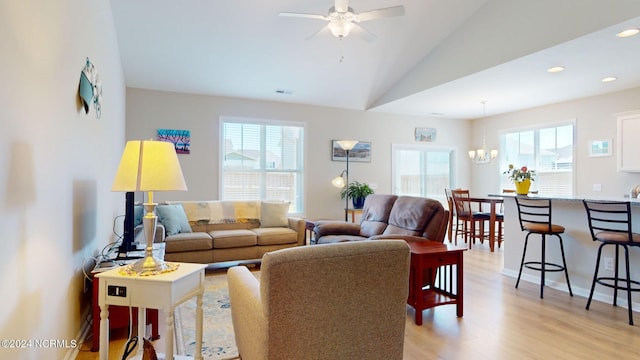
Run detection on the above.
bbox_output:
[175,272,249,360]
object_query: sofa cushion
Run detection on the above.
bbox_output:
[383,196,439,236]
[316,235,368,244]
[260,201,290,228]
[252,227,298,246]
[210,229,257,248]
[163,232,213,253]
[156,204,192,236]
[359,194,397,237]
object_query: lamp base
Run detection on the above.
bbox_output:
[131,254,171,275]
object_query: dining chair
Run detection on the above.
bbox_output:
[514,196,573,299]
[495,206,504,249]
[583,200,640,325]
[444,188,463,245]
[451,189,490,248]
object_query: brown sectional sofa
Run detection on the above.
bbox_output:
[313,194,448,244]
[153,200,306,264]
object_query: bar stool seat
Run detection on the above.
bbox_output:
[515,196,573,299]
[583,200,640,325]
[523,223,565,233]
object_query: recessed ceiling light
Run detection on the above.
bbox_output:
[601,77,617,83]
[617,28,639,38]
[547,66,565,73]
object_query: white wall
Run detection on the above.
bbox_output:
[125,88,471,220]
[0,1,126,359]
[471,87,640,197]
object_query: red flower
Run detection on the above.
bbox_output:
[520,166,528,172]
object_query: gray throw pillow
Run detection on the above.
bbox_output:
[134,205,144,227]
[156,204,192,236]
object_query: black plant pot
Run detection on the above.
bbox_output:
[352,197,365,209]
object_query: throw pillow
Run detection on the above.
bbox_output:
[260,201,290,228]
[134,205,144,228]
[156,204,193,236]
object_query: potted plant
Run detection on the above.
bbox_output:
[340,181,374,209]
[503,164,536,194]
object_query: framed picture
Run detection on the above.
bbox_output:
[158,128,191,154]
[332,140,371,162]
[589,139,612,157]
[415,127,436,142]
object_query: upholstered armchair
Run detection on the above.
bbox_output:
[227,240,411,360]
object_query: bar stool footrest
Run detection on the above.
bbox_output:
[524,261,566,272]
[595,277,640,292]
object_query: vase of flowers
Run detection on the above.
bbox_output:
[504,164,536,195]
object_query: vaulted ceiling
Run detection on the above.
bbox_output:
[110,0,640,119]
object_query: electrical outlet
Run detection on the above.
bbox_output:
[592,184,602,192]
[604,257,614,271]
[108,285,127,297]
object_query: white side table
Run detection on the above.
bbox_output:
[96,262,206,360]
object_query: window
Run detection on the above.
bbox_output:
[392,144,454,205]
[500,122,574,197]
[220,117,304,213]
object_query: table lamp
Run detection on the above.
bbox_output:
[112,140,187,274]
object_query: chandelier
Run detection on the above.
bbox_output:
[468,101,498,164]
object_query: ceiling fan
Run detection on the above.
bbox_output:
[279,0,405,40]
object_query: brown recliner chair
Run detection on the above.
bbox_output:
[313,194,448,244]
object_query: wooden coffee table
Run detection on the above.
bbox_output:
[405,239,466,325]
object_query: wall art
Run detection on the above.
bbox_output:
[415,127,436,142]
[589,139,612,157]
[332,140,371,162]
[158,129,191,154]
[78,57,103,118]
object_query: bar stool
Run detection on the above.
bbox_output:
[514,196,573,298]
[583,200,640,325]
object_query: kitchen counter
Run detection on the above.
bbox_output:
[500,195,640,312]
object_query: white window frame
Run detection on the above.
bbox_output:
[219,116,305,214]
[499,119,576,197]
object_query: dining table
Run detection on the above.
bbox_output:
[468,196,504,252]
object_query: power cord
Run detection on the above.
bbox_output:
[121,336,138,360]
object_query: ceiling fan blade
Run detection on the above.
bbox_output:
[335,0,349,13]
[279,12,327,21]
[352,24,377,42]
[306,25,331,40]
[355,5,405,22]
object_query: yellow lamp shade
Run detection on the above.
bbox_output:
[112,140,187,192]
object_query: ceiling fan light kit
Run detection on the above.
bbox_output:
[328,18,355,38]
[280,0,405,40]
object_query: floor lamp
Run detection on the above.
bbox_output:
[332,140,358,221]
[112,140,187,274]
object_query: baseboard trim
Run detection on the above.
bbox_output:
[501,268,640,313]
[64,306,92,360]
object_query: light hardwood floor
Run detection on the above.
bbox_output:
[76,243,639,360]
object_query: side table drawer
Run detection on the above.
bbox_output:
[412,251,460,267]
